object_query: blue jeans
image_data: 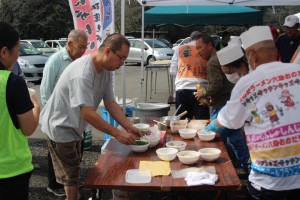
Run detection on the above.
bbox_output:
[211,107,250,171]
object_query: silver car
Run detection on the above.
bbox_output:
[127,39,174,65]
[45,39,67,52]
[21,39,56,56]
[18,42,49,82]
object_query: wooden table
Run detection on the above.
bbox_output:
[84,119,241,192]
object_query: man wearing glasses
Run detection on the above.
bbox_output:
[40,33,142,200]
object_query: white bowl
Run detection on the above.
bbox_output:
[177,150,200,165]
[179,129,197,139]
[130,140,150,153]
[166,141,187,151]
[197,130,216,141]
[141,135,160,147]
[133,123,150,134]
[198,148,221,161]
[156,147,178,161]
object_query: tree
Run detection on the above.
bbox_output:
[1,0,73,39]
[114,0,142,33]
[1,1,299,42]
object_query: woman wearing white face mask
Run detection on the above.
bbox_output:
[217,43,249,84]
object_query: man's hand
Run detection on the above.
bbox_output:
[194,88,207,101]
[115,128,140,145]
[205,119,224,133]
[114,125,143,145]
[126,125,143,138]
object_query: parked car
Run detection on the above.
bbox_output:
[125,36,135,39]
[172,37,191,51]
[173,39,183,47]
[127,38,174,65]
[21,39,56,56]
[45,39,67,51]
[156,38,173,48]
[18,42,49,82]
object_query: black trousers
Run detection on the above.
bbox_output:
[175,89,210,119]
[0,171,32,200]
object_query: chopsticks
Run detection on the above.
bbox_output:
[153,120,167,126]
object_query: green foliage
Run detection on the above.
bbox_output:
[1,0,73,40]
[0,1,299,42]
[114,0,142,33]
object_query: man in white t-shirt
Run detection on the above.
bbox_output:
[206,26,300,199]
[40,33,142,200]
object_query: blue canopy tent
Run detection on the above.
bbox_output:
[144,5,263,25]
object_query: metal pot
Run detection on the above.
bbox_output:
[160,116,180,127]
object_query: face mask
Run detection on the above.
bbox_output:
[225,72,240,84]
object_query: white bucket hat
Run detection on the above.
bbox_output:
[240,26,273,50]
[217,44,244,66]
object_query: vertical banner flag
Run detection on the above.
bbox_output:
[69,0,114,55]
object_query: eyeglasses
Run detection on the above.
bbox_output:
[111,49,127,62]
[76,45,88,51]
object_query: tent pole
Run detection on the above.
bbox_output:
[141,4,145,102]
[121,0,126,112]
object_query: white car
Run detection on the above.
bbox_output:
[21,39,56,56]
[45,39,67,51]
[172,37,191,51]
[127,38,174,65]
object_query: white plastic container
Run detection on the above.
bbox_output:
[170,120,187,134]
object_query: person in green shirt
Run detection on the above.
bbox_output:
[0,21,40,200]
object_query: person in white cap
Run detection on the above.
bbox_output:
[206,26,300,199]
[195,35,250,173]
[276,15,300,63]
[217,43,249,84]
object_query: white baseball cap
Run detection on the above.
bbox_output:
[240,26,273,50]
[217,44,244,66]
[283,15,299,27]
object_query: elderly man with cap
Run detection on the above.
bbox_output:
[195,35,250,173]
[276,15,300,63]
[170,31,209,119]
[206,26,300,199]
